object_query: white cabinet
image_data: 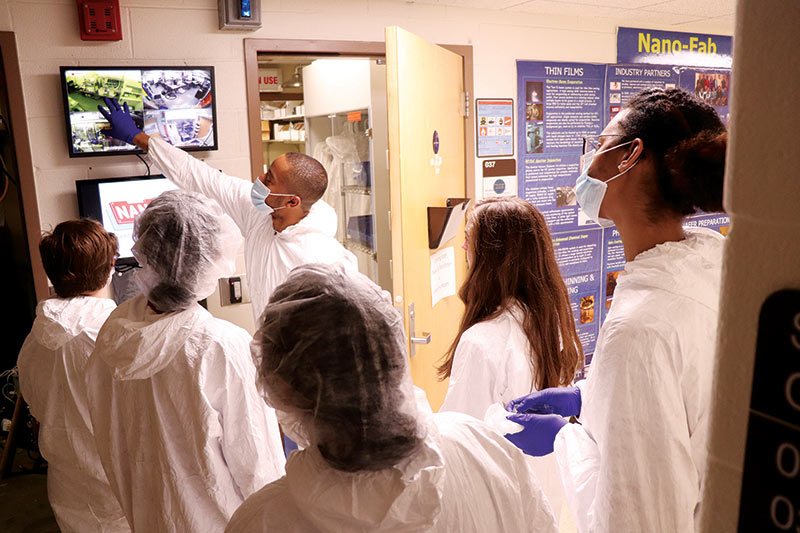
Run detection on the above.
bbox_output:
[303,59,391,292]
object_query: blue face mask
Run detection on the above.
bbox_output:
[575,140,637,226]
[250,178,295,214]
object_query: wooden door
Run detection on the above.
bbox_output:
[386,27,467,411]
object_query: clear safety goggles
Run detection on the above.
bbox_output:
[582,134,627,155]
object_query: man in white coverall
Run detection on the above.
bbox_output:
[17,219,128,532]
[98,97,356,321]
[86,190,285,532]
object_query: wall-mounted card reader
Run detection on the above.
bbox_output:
[217,0,261,30]
[219,275,251,306]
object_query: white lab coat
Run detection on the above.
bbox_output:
[439,306,570,529]
[554,228,724,533]
[86,294,286,532]
[146,138,357,321]
[16,296,129,533]
[226,412,557,533]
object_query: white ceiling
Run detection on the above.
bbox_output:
[400,0,736,28]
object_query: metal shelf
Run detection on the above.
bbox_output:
[343,239,377,259]
[263,114,305,122]
[342,185,371,195]
[262,138,305,144]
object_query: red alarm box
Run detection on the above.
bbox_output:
[77,0,122,41]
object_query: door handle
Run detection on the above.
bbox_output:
[408,302,431,357]
[411,333,431,344]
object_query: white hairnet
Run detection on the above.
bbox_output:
[131,189,241,312]
[254,263,422,472]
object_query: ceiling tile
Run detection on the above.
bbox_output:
[616,8,709,25]
[508,0,628,18]
[639,0,735,17]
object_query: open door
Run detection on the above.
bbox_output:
[386,27,467,411]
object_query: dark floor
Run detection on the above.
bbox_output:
[0,450,58,532]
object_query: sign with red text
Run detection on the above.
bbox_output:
[258,68,282,93]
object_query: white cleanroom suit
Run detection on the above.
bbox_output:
[440,307,537,417]
[229,264,557,533]
[17,296,129,533]
[439,305,569,525]
[226,412,558,533]
[554,228,724,532]
[145,137,357,320]
[86,294,286,532]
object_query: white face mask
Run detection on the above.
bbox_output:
[250,178,294,215]
[575,140,638,226]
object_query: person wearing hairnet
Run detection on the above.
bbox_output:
[505,88,727,532]
[98,98,356,322]
[437,197,582,527]
[86,190,285,531]
[225,263,557,533]
[17,219,128,532]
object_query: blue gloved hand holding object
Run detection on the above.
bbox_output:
[506,386,582,417]
[97,97,142,145]
[504,413,567,457]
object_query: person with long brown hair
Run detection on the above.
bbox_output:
[439,197,582,418]
[437,197,583,528]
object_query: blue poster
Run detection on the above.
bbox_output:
[605,64,679,123]
[683,212,731,235]
[601,227,626,324]
[678,67,731,125]
[617,27,732,68]
[516,61,606,233]
[552,228,603,358]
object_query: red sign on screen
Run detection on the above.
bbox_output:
[109,200,152,225]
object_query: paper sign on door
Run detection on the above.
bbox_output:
[431,246,457,306]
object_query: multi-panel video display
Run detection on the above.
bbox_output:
[60,67,217,157]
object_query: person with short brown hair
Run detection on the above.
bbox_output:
[39,218,118,298]
[17,218,129,532]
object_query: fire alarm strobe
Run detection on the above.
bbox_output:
[78,0,122,41]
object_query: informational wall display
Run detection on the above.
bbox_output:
[517,58,731,369]
[605,64,679,123]
[737,290,800,531]
[601,227,626,324]
[481,158,517,198]
[678,66,731,124]
[553,229,603,357]
[517,61,606,234]
[617,27,733,68]
[476,99,514,157]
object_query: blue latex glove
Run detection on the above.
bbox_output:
[504,413,568,457]
[97,97,142,144]
[506,386,582,417]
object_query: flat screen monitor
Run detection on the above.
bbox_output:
[60,66,218,157]
[76,175,178,262]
